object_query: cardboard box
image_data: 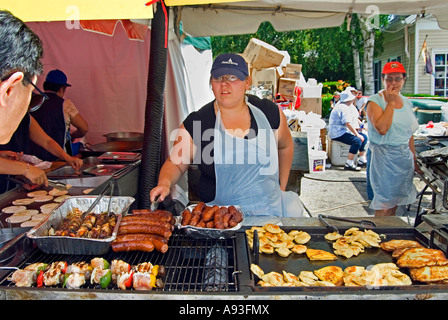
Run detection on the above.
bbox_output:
[251,67,279,98]
[277,78,299,101]
[242,38,285,69]
[296,97,322,115]
[284,63,302,79]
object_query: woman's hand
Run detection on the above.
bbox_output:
[0,151,22,160]
[383,84,402,108]
[25,164,48,186]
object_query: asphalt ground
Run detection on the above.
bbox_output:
[298,164,431,225]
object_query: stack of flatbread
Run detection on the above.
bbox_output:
[381,239,448,283]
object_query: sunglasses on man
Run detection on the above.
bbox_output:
[0,72,48,112]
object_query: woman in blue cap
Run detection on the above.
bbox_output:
[150,53,303,217]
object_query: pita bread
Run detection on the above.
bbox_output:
[40,203,59,214]
[2,205,26,214]
[20,220,40,228]
[12,198,35,206]
[54,195,71,203]
[49,188,68,196]
[33,195,54,203]
[6,214,31,224]
[31,213,49,221]
[26,190,48,197]
[13,209,38,216]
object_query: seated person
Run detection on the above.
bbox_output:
[328,90,368,171]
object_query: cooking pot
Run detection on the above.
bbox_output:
[81,141,143,157]
[104,132,144,142]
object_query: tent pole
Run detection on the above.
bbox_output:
[138,1,169,209]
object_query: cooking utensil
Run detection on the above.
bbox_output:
[150,196,160,211]
[106,182,115,217]
[318,214,339,233]
[47,180,68,191]
[318,214,377,229]
[80,181,113,219]
[103,132,143,142]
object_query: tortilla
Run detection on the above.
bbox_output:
[12,198,35,206]
[6,214,31,224]
[49,188,68,196]
[30,213,49,221]
[1,205,26,214]
[13,209,39,216]
[40,203,59,214]
[26,190,48,198]
[33,195,54,203]
[20,220,40,228]
[54,195,71,203]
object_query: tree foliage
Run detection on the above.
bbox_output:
[211,18,388,85]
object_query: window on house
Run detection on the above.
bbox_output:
[435,53,447,97]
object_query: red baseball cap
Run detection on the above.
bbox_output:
[382,61,406,74]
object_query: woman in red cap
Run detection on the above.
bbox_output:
[365,62,419,216]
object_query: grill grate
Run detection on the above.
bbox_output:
[0,232,239,292]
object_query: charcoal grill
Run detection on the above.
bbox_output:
[0,232,240,294]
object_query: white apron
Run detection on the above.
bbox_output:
[211,99,303,217]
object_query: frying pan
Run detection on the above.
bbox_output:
[104,132,143,142]
[81,141,143,157]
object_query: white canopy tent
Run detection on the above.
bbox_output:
[172,0,448,36]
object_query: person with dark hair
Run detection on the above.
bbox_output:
[30,69,88,160]
[365,61,419,216]
[0,10,44,144]
[150,53,303,217]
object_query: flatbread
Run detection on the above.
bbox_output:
[33,195,54,203]
[306,249,337,261]
[20,220,40,228]
[397,248,448,268]
[409,265,448,283]
[12,198,34,206]
[13,209,39,216]
[40,203,59,214]
[49,188,69,196]
[83,188,94,195]
[6,214,31,224]
[54,195,71,203]
[31,213,49,221]
[27,190,48,198]
[1,205,26,214]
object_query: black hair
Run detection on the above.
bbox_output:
[43,81,65,93]
[0,10,43,82]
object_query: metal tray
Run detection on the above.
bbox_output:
[175,204,244,239]
[98,152,141,162]
[26,196,135,255]
[83,164,128,176]
[46,165,82,178]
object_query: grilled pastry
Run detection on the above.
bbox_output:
[305,249,337,261]
[397,248,448,268]
[291,244,307,254]
[314,266,344,286]
[409,265,448,283]
[380,239,422,252]
[294,232,311,245]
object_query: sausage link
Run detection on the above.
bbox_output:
[181,209,192,226]
[111,240,155,253]
[115,233,168,243]
[214,207,226,229]
[120,219,173,230]
[118,224,172,238]
[228,206,243,228]
[189,212,202,227]
[201,205,219,222]
[192,202,206,215]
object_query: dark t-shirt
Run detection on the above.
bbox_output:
[183,94,280,202]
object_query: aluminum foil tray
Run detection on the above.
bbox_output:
[26,196,135,255]
[175,204,244,240]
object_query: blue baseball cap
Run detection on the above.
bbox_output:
[211,53,249,81]
[45,69,71,86]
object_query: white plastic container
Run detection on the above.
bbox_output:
[308,150,327,173]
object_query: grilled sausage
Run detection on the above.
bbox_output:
[189,213,202,227]
[115,233,168,244]
[192,202,206,215]
[201,205,219,222]
[111,240,155,253]
[120,219,173,230]
[181,209,192,226]
[128,210,173,222]
[118,224,172,238]
[222,212,232,228]
[228,206,243,228]
[214,207,226,229]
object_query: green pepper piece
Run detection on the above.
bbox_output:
[100,270,112,289]
[62,273,70,288]
[102,259,110,270]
